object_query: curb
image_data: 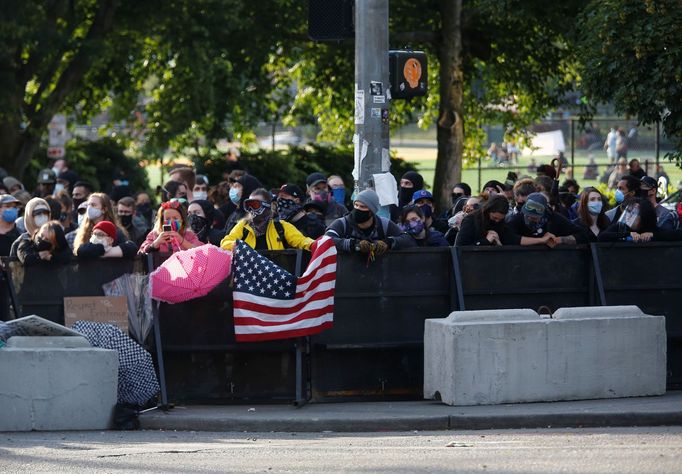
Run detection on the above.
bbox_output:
[140,409,682,433]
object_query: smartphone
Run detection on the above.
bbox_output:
[162,224,172,232]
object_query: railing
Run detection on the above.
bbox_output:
[3,242,682,404]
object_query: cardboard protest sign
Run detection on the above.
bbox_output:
[64,296,128,332]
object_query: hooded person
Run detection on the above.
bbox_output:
[17,220,71,265]
[225,174,263,232]
[9,197,51,258]
[187,199,227,246]
[506,192,587,247]
[398,171,424,208]
[325,188,415,254]
[220,188,313,251]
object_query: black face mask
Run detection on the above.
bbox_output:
[353,208,372,224]
[399,187,414,207]
[136,204,152,217]
[188,214,209,240]
[119,214,133,227]
[36,238,52,252]
[72,198,85,209]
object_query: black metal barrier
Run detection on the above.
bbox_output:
[5,258,143,324]
[5,242,682,405]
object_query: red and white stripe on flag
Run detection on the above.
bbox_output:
[232,236,337,342]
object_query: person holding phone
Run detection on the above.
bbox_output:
[139,200,201,254]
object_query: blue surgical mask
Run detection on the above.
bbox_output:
[229,188,241,205]
[331,188,345,205]
[614,189,625,204]
[2,208,18,223]
[587,201,603,215]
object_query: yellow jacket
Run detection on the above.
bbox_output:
[220,218,313,251]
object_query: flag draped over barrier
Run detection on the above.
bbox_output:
[232,236,337,342]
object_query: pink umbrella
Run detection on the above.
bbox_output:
[150,244,232,304]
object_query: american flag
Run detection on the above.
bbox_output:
[232,236,337,342]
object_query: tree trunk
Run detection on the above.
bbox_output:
[433,0,464,214]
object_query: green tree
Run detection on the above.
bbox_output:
[578,0,682,167]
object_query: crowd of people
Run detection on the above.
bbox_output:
[0,154,681,267]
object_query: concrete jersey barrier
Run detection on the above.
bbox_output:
[424,305,667,406]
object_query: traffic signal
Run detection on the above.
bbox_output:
[389,50,428,99]
[308,0,354,41]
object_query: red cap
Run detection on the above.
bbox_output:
[92,220,117,241]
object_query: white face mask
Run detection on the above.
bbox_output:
[193,191,208,201]
[77,213,85,227]
[51,167,61,176]
[87,206,103,221]
[54,183,65,194]
[89,235,111,249]
[33,214,49,228]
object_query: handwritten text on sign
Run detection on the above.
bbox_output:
[63,296,128,332]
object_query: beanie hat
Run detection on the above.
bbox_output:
[92,220,117,241]
[354,189,380,215]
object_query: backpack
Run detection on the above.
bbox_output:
[241,219,290,249]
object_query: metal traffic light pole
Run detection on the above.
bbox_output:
[354,0,390,193]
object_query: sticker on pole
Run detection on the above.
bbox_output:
[354,89,365,125]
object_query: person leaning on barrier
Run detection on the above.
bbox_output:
[17,220,70,265]
[599,198,682,243]
[325,189,415,255]
[10,197,51,258]
[74,193,137,259]
[507,193,587,247]
[509,178,536,217]
[455,195,519,246]
[445,195,483,245]
[572,187,610,242]
[276,184,325,239]
[220,188,313,251]
[139,200,201,254]
[399,205,448,247]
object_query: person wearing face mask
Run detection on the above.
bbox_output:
[74,193,137,259]
[71,181,93,216]
[305,172,347,225]
[455,196,520,246]
[325,189,415,254]
[276,184,325,239]
[507,179,536,219]
[55,169,79,197]
[445,196,484,245]
[451,183,471,205]
[10,197,52,258]
[139,200,201,254]
[599,198,682,243]
[193,175,210,202]
[117,197,150,246]
[572,187,610,241]
[134,191,155,228]
[225,174,263,233]
[327,175,348,208]
[640,176,679,231]
[411,190,449,234]
[187,199,226,246]
[605,175,640,223]
[0,195,21,256]
[400,205,448,247]
[506,193,587,247]
[17,220,70,265]
[220,188,313,251]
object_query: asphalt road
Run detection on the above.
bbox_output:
[1,427,681,473]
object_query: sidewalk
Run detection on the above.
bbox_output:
[140,391,682,433]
